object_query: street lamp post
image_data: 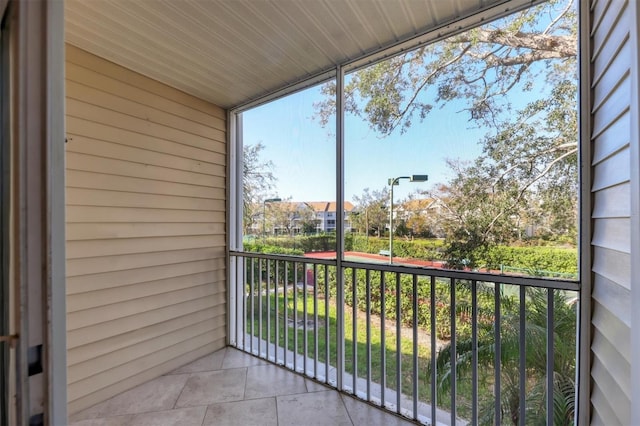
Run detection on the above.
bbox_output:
[388,175,428,264]
[262,198,281,241]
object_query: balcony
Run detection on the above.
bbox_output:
[3,0,636,424]
[228,252,579,425]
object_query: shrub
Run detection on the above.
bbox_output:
[478,246,578,276]
[349,235,444,259]
[262,234,336,252]
[244,242,304,256]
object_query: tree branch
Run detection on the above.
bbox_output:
[455,29,576,57]
[386,44,472,132]
[544,0,575,35]
[484,147,577,236]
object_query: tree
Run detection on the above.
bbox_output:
[316,0,576,134]
[351,187,390,238]
[243,142,277,235]
[270,201,318,236]
[432,160,528,268]
[431,288,577,425]
[297,203,321,235]
[315,0,578,260]
[397,193,442,238]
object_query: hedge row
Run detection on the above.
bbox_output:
[348,235,444,259]
[260,234,337,253]
[247,235,578,276]
[315,268,501,340]
[477,246,578,275]
[243,242,304,256]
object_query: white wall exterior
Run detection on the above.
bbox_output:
[587,0,640,424]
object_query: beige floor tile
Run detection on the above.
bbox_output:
[69,407,206,426]
[305,378,330,393]
[68,417,129,426]
[244,363,308,399]
[221,348,268,369]
[69,348,431,426]
[277,391,352,426]
[69,374,190,421]
[126,406,207,426]
[167,348,227,374]
[340,394,415,426]
[202,397,277,426]
[175,368,247,408]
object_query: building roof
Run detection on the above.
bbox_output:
[255,201,354,213]
[315,201,355,212]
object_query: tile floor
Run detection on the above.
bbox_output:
[69,347,417,426]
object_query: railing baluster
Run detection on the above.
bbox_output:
[395,272,401,414]
[242,259,247,350]
[250,258,255,355]
[284,261,289,368]
[380,271,386,407]
[303,263,308,375]
[366,269,372,401]
[258,258,263,357]
[235,258,240,348]
[267,259,271,361]
[293,262,298,372]
[519,286,526,426]
[314,263,319,378]
[472,280,478,425]
[547,289,554,426]
[240,259,245,350]
[430,275,436,426]
[412,274,418,421]
[450,278,457,426]
[336,261,345,392]
[495,282,502,425]
[325,264,330,383]
[275,260,280,363]
[352,267,357,394]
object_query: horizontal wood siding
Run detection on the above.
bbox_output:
[65,45,226,413]
[589,0,632,424]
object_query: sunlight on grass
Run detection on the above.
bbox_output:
[246,289,436,409]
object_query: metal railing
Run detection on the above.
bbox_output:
[229,251,579,425]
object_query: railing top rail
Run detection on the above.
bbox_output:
[341,260,580,291]
[229,250,580,291]
[230,250,336,266]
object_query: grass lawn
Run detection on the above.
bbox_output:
[245,287,481,418]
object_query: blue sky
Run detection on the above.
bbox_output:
[242,83,487,203]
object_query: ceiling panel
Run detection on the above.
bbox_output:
[65,0,529,109]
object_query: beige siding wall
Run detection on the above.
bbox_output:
[65,45,226,414]
[589,1,632,424]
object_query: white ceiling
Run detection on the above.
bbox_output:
[65,0,533,110]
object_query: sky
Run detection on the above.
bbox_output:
[242,82,487,203]
[241,1,573,206]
